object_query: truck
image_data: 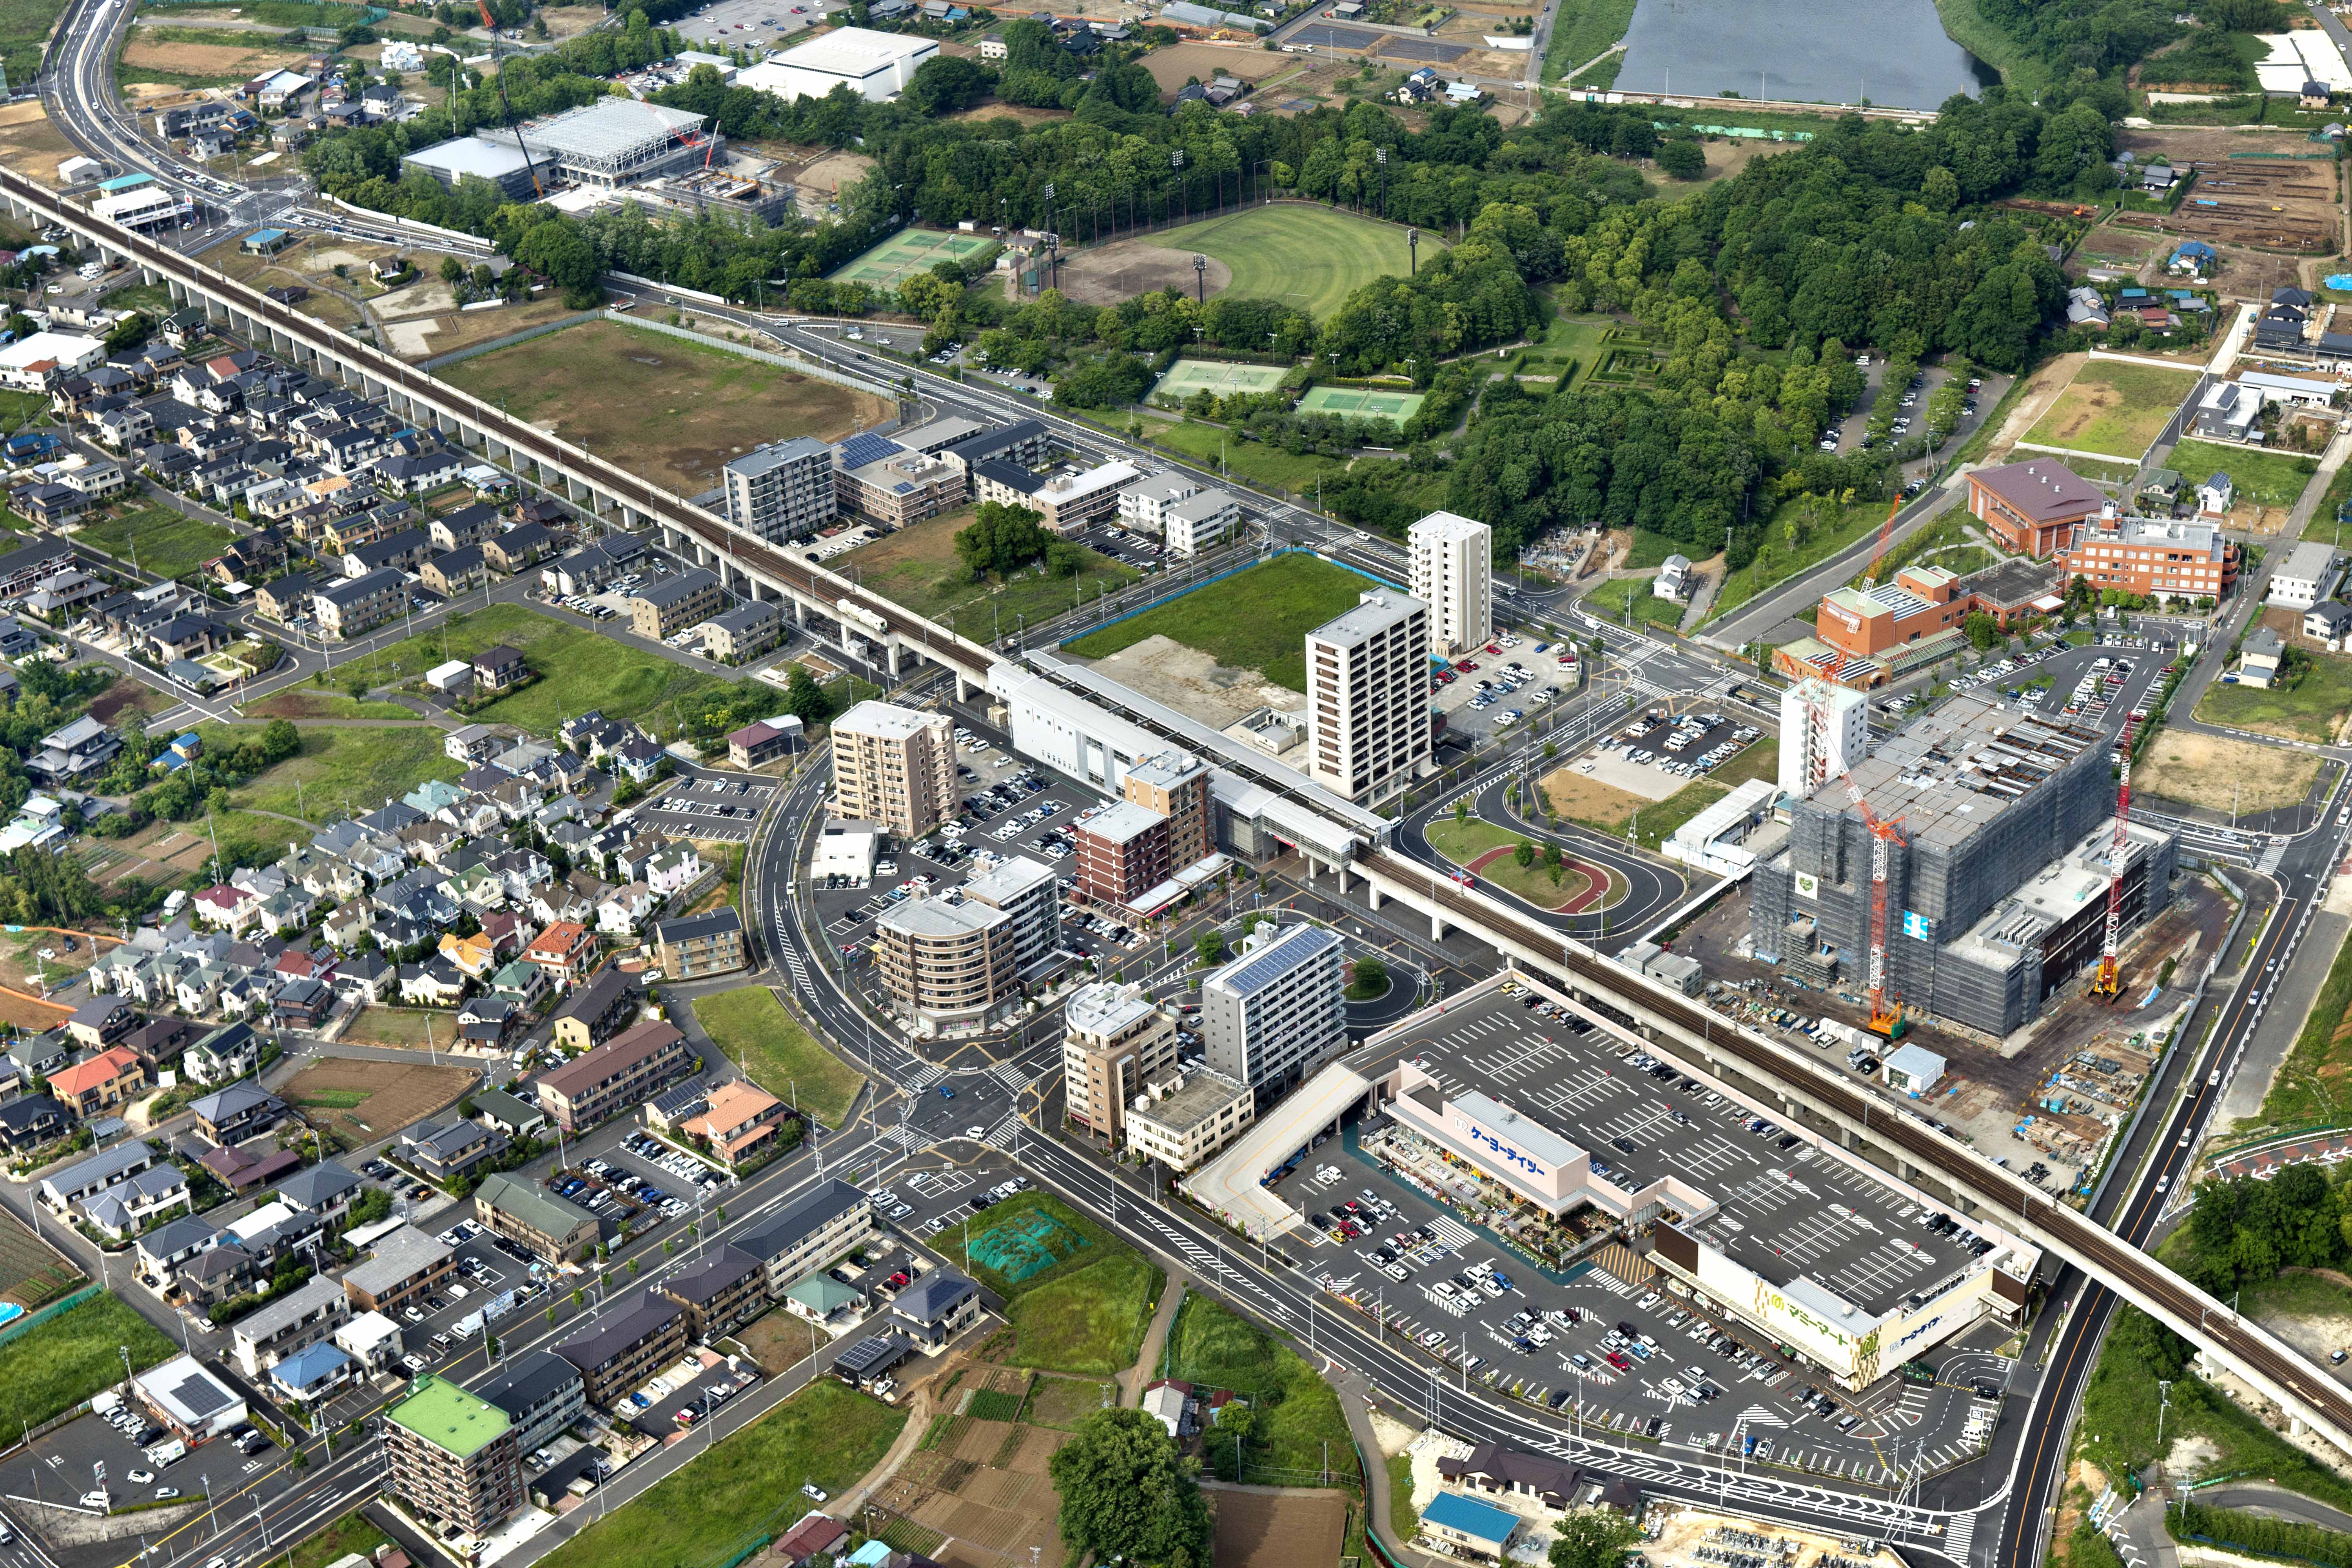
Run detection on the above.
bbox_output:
[145,1439,187,1468]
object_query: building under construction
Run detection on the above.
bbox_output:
[1750,693,2176,1038]
[519,99,715,190]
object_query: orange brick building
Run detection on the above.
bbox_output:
[2055,514,2238,603]
[1966,458,2108,557]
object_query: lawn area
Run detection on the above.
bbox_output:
[2241,920,2352,1135]
[1424,816,1608,912]
[691,985,864,1128]
[1539,0,1635,82]
[74,507,237,580]
[1063,553,1378,692]
[1158,205,1423,321]
[347,602,737,740]
[537,1380,904,1568]
[1164,1293,1358,1488]
[1591,573,1685,632]
[838,508,1138,637]
[2192,647,2352,744]
[947,1191,1163,1376]
[1709,494,1888,626]
[286,1513,391,1568]
[0,1291,176,1430]
[1142,415,1352,495]
[245,688,419,722]
[2022,360,2201,459]
[443,319,891,496]
[207,725,461,825]
[2167,439,2320,509]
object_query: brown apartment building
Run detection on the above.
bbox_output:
[1121,751,1210,871]
[831,699,956,837]
[875,894,1018,1030]
[555,1289,689,1406]
[534,1020,691,1131]
[1074,801,1171,909]
[1060,982,1178,1148]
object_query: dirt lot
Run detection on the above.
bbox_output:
[743,143,877,216]
[442,317,890,494]
[1078,633,1301,732]
[945,101,1073,126]
[539,4,606,37]
[2136,730,2321,814]
[87,676,170,727]
[0,927,101,999]
[1987,351,2091,462]
[1055,240,1232,307]
[1141,42,1285,94]
[1207,1487,1347,1568]
[1537,763,1653,824]
[2105,128,2342,258]
[380,294,583,364]
[0,102,81,185]
[120,32,309,82]
[280,1059,476,1142]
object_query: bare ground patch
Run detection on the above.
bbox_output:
[280,1058,476,1141]
[1207,1487,1348,1568]
[1989,350,2090,460]
[0,102,79,185]
[1141,42,1284,93]
[1054,241,1232,307]
[1076,633,1301,731]
[2136,730,2321,814]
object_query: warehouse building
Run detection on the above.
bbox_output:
[739,27,936,103]
[398,134,543,199]
[1749,693,2176,1037]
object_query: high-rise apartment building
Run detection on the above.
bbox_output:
[831,700,955,837]
[1060,982,1178,1148]
[875,894,1019,1029]
[1201,922,1345,1104]
[1407,510,1492,656]
[383,1376,524,1536]
[1123,751,1211,870]
[1777,678,1869,799]
[961,855,1060,970]
[1305,591,1431,803]
[723,437,836,543]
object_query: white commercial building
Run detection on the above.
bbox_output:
[1407,510,1492,656]
[0,332,105,390]
[2267,540,2343,610]
[1305,589,1431,803]
[91,184,194,231]
[1200,921,1345,1104]
[1777,678,1870,799]
[739,28,937,104]
[1164,489,1239,557]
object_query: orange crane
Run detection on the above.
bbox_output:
[1839,769,1908,1038]
[2092,715,2139,1000]
[1864,493,1901,583]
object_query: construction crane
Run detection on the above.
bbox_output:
[479,0,544,198]
[1864,493,1902,583]
[1839,770,1908,1039]
[2092,715,2140,1000]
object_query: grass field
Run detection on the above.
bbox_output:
[340,1006,456,1050]
[286,1513,391,1568]
[2193,649,2352,744]
[1297,384,1425,421]
[1593,572,1686,631]
[2167,439,2320,509]
[1156,206,1421,321]
[1539,0,1637,81]
[1424,817,1601,911]
[2133,730,2319,813]
[443,320,890,496]
[537,1381,904,1568]
[837,508,1139,636]
[212,725,460,824]
[2022,361,2200,459]
[828,226,995,286]
[244,689,419,722]
[1140,416,1353,495]
[348,603,735,740]
[0,1292,176,1430]
[1152,358,1289,406]
[1063,553,1376,692]
[1023,1375,1116,1429]
[74,507,237,580]
[1164,1293,1357,1487]
[947,1192,1162,1376]
[691,986,864,1128]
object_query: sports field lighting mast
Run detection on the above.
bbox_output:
[1407,227,1419,276]
[2093,714,2140,999]
[1192,252,1207,304]
[1838,769,1907,1038]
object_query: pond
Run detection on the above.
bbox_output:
[1612,0,1995,113]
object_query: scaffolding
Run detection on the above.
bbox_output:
[519,99,714,189]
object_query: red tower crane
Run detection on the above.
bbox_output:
[1838,771,1908,1038]
[2092,715,2140,999]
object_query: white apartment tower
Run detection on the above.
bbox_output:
[1777,678,1870,799]
[830,700,956,837]
[723,437,836,544]
[1305,590,1432,803]
[1200,922,1346,1105]
[1407,510,1492,657]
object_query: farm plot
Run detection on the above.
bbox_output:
[1212,1488,1348,1568]
[280,1059,476,1141]
[0,1208,80,1310]
[2021,359,2200,460]
[875,1412,1073,1568]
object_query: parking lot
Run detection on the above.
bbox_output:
[1429,627,1581,740]
[643,773,777,844]
[670,0,824,53]
[1820,363,2011,488]
[1276,987,2013,1481]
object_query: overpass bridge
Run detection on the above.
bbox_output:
[0,164,1001,691]
[24,163,2349,1462]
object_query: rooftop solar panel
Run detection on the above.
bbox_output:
[837,432,903,471]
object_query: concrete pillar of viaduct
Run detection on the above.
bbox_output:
[1366,881,1381,912]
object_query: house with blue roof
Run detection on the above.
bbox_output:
[1420,1492,1520,1559]
[269,1339,353,1403]
[171,732,201,759]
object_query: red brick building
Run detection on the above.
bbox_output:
[2055,514,2238,603]
[1966,458,2108,557]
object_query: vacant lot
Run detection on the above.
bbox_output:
[245,689,418,721]
[2135,730,2320,813]
[120,25,310,86]
[0,1292,175,1430]
[286,1514,392,1568]
[340,1005,458,1051]
[211,723,458,825]
[75,507,236,580]
[1540,765,1728,852]
[838,508,1138,635]
[281,1059,475,1141]
[952,1192,1162,1376]
[2168,439,2318,510]
[1153,205,1425,321]
[354,602,735,739]
[691,985,863,1128]
[1212,1488,1348,1568]
[2022,360,2199,460]
[1064,554,1376,692]
[1140,42,1282,93]
[1022,1374,1114,1429]
[0,100,73,185]
[446,320,889,495]
[2195,649,2352,745]
[1166,1293,1356,1487]
[539,1381,904,1568]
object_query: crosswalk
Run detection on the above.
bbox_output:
[1944,1510,1975,1563]
[980,1112,1022,1149]
[1429,1216,1478,1249]
[903,1063,946,1092]
[991,1061,1039,1093]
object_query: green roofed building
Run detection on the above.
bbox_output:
[784,1272,865,1326]
[383,1375,523,1535]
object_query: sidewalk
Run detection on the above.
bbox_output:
[1329,1363,1439,1568]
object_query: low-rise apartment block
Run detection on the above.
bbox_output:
[535,1019,691,1131]
[628,569,725,640]
[313,567,406,640]
[474,1171,598,1262]
[555,1289,689,1406]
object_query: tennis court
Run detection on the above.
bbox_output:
[1297,383,1425,421]
[828,227,996,285]
[1151,358,1289,405]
